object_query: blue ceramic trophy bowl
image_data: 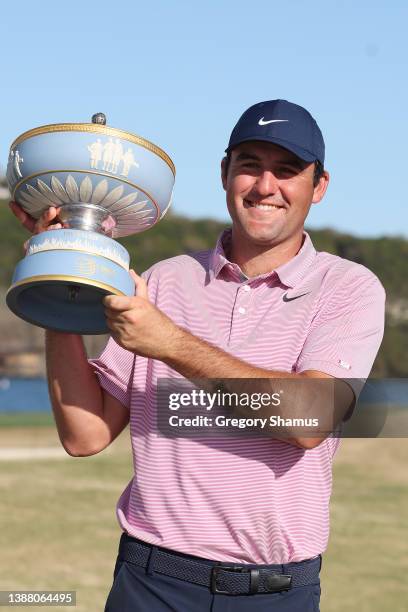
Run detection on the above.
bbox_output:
[6,113,175,334]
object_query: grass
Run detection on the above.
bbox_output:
[323,439,408,611]
[0,425,407,611]
[0,424,132,611]
[0,411,54,428]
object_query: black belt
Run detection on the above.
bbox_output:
[118,533,321,596]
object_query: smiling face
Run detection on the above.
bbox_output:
[221,141,329,261]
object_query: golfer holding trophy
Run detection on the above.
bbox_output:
[8,100,386,611]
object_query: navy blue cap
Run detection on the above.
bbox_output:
[226,99,325,165]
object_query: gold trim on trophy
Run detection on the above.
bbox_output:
[11,123,176,176]
[7,274,127,296]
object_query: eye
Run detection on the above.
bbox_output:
[275,166,298,178]
[241,161,260,170]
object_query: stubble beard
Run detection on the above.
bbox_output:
[234,207,289,250]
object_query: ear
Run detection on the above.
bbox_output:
[221,157,228,191]
[312,170,330,204]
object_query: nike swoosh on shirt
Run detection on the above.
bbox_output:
[282,292,310,302]
[258,118,289,126]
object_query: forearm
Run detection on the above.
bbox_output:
[164,327,295,380]
[163,328,335,448]
[45,330,108,455]
[104,291,344,449]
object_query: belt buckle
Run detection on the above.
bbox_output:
[211,565,258,595]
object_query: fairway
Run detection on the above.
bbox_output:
[0,425,407,611]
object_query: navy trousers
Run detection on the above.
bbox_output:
[104,545,321,611]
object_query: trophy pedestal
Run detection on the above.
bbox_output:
[6,229,134,334]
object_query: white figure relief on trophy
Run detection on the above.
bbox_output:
[121,148,139,176]
[7,149,24,183]
[102,138,115,172]
[87,139,103,169]
[88,138,140,177]
[14,150,24,178]
[112,139,123,174]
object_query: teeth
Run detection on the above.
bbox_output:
[252,204,281,210]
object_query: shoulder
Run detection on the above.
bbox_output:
[141,249,213,284]
[313,251,384,291]
[312,250,386,301]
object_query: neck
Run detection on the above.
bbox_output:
[227,230,305,278]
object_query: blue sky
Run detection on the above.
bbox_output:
[1,0,407,238]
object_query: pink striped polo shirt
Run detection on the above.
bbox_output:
[89,229,385,564]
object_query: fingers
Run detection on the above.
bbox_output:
[9,201,63,236]
[129,269,148,298]
[103,295,136,311]
[33,206,62,234]
[103,271,148,311]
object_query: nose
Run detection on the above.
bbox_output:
[254,170,279,197]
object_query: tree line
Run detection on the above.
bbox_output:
[0,202,406,377]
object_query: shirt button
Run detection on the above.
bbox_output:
[238,307,246,315]
[243,285,251,292]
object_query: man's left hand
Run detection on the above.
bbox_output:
[103,270,184,360]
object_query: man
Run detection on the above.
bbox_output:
[11,99,385,611]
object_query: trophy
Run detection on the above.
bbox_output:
[6,113,175,334]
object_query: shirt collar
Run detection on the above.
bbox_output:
[274,231,317,288]
[209,229,234,280]
[209,228,316,287]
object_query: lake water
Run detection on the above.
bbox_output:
[0,377,407,412]
[0,378,52,411]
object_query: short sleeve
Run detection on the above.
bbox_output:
[296,270,386,401]
[87,269,154,408]
[88,337,135,409]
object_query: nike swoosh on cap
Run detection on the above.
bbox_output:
[282,292,310,302]
[258,118,289,126]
